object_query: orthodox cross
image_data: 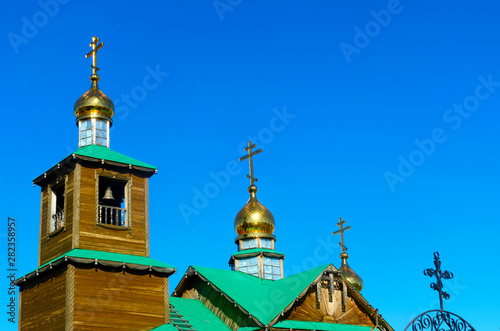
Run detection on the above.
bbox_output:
[86,36,104,76]
[332,217,351,253]
[239,141,262,186]
[424,251,454,311]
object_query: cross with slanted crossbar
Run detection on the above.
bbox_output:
[86,36,104,76]
[332,217,351,254]
[239,141,262,186]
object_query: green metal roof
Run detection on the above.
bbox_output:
[169,297,232,331]
[191,264,330,325]
[150,298,233,331]
[16,249,175,283]
[74,144,157,169]
[232,248,285,257]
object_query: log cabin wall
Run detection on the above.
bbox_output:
[39,171,75,265]
[72,266,166,330]
[19,265,67,330]
[77,162,149,256]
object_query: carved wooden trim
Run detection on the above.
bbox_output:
[164,277,169,324]
[316,282,322,309]
[342,281,347,312]
[72,164,81,248]
[66,264,75,331]
[329,273,334,303]
[46,185,52,240]
[96,223,130,231]
[38,190,43,266]
[18,289,22,331]
[145,178,149,257]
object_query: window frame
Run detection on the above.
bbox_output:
[47,176,67,237]
[95,172,131,231]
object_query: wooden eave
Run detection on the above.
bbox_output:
[33,153,157,187]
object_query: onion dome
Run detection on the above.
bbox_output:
[234,185,275,236]
[339,252,363,291]
[74,74,115,124]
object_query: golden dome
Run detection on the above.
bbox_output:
[339,252,363,291]
[74,75,115,123]
[234,185,275,236]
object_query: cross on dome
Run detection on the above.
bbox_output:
[239,141,262,186]
[332,217,351,254]
[86,36,104,77]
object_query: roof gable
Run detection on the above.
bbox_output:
[178,264,330,326]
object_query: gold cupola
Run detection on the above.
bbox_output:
[74,36,114,148]
[333,218,363,291]
[339,252,363,291]
[230,141,284,280]
[74,76,115,123]
[234,184,275,236]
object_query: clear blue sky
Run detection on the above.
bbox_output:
[1,1,499,330]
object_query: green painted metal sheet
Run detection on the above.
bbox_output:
[192,264,330,325]
[169,297,233,331]
[74,144,157,169]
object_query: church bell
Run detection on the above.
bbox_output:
[103,186,115,200]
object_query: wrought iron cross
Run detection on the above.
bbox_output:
[332,217,351,253]
[86,36,104,76]
[239,141,262,186]
[424,251,454,311]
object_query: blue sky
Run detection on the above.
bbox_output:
[1,1,499,330]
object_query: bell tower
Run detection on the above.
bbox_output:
[16,37,175,330]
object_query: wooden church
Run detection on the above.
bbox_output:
[15,37,394,331]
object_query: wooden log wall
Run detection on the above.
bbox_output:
[38,162,151,265]
[19,266,67,330]
[39,171,74,265]
[77,164,148,256]
[72,266,165,330]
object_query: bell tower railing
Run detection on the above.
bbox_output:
[98,205,126,227]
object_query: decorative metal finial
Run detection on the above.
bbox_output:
[86,36,104,78]
[424,252,454,311]
[333,217,351,254]
[239,141,262,187]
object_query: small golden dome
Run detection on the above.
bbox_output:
[234,185,275,236]
[74,75,115,123]
[339,252,363,291]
